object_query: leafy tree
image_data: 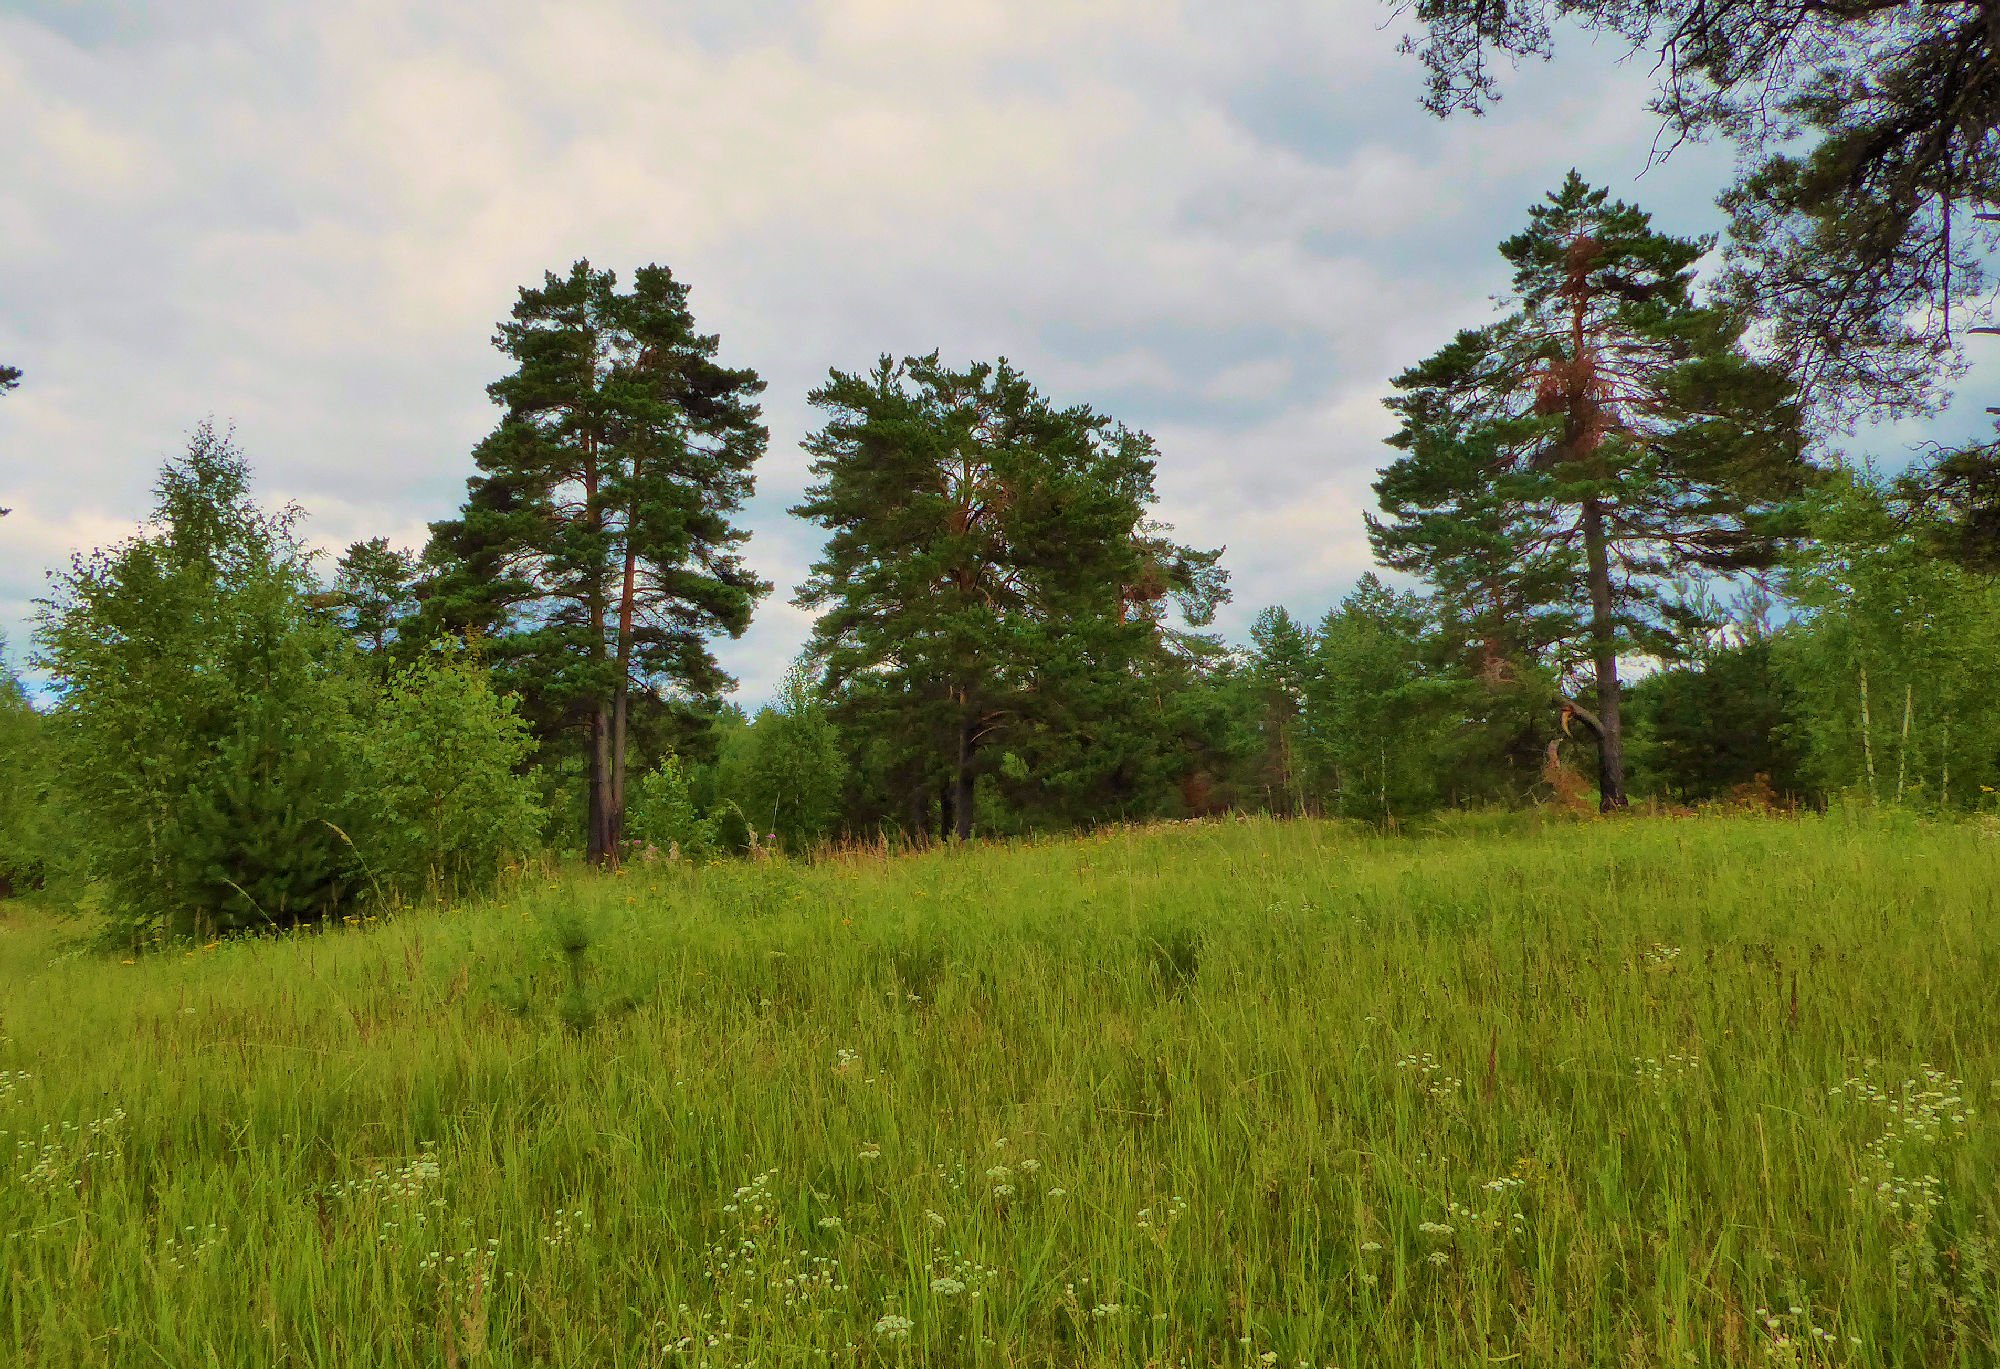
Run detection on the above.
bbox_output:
[725,660,847,850]
[795,354,1225,841]
[36,425,368,939]
[1394,0,2000,419]
[1245,606,1314,813]
[1626,636,1810,804]
[361,648,544,901]
[1373,174,1808,809]
[1301,576,1465,820]
[1777,468,2000,807]
[425,261,769,863]
[0,645,57,897]
[625,753,718,860]
[328,536,419,665]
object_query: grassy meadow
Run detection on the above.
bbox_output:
[4,813,2000,1366]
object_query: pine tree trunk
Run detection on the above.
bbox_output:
[610,529,640,854]
[1579,496,1628,811]
[587,704,615,864]
[952,712,977,843]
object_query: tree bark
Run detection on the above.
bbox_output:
[952,711,977,842]
[610,480,641,855]
[1579,496,1629,811]
[587,702,615,864]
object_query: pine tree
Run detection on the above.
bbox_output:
[1372,174,1807,810]
[327,537,419,665]
[1246,606,1313,813]
[1397,0,2000,419]
[795,354,1224,841]
[425,262,768,863]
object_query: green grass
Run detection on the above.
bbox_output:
[5,813,2000,1366]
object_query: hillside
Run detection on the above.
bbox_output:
[5,815,1998,1366]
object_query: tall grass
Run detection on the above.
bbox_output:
[4,814,1999,1366]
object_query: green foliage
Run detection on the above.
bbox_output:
[1374,173,1809,808]
[1777,469,2000,807]
[715,660,847,850]
[1627,635,1811,804]
[1398,0,1989,418]
[1244,606,1313,813]
[0,647,60,896]
[360,649,544,902]
[8,816,2000,1364]
[625,754,717,861]
[796,353,1226,840]
[423,260,770,862]
[35,425,369,940]
[1301,576,1463,819]
[327,536,419,665]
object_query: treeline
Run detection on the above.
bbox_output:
[6,166,2000,938]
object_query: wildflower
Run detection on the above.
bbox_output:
[925,1209,946,1228]
[930,1276,966,1296]
[873,1313,913,1340]
[858,1141,882,1161]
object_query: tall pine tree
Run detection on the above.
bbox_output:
[795,354,1224,841]
[426,262,768,862]
[1372,174,1807,809]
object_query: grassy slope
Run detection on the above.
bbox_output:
[3,814,1999,1367]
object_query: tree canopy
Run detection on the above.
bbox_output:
[424,261,768,862]
[795,354,1226,840]
[1394,0,2000,420]
[1373,173,1809,808]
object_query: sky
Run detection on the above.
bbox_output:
[3,0,1996,705]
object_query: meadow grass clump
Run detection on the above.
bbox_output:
[3,814,2000,1365]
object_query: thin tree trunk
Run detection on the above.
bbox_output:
[1859,667,1877,802]
[1942,715,1951,806]
[1578,496,1628,811]
[1896,683,1913,805]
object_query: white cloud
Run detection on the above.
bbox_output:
[0,0,1935,698]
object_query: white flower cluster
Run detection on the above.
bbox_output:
[326,1149,442,1203]
[540,1206,593,1248]
[13,1107,127,1195]
[1395,1053,1462,1101]
[1632,1052,1701,1088]
[1831,1063,1974,1221]
[928,1250,998,1302]
[161,1221,228,1272]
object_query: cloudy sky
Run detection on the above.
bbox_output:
[3,0,1994,702]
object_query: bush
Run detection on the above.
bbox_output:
[360,649,543,902]
[626,754,718,860]
[0,650,60,897]
[36,427,368,940]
